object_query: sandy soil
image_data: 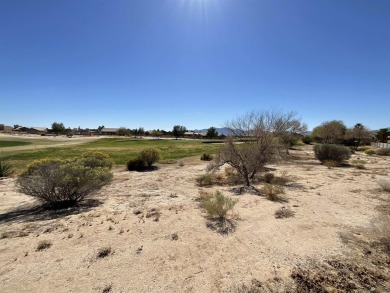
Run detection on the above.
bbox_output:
[0,147,389,292]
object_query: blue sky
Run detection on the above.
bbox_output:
[1,0,389,131]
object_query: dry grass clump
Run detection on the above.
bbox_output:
[364,149,376,155]
[196,174,213,187]
[378,179,390,192]
[263,184,285,202]
[200,153,214,161]
[199,191,238,219]
[97,247,112,259]
[36,240,52,251]
[0,161,13,177]
[275,207,295,219]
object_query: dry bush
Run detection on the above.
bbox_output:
[196,174,213,187]
[263,184,285,201]
[80,151,113,169]
[97,247,112,258]
[224,167,242,185]
[36,240,52,251]
[139,148,161,166]
[17,159,113,208]
[364,149,376,155]
[314,144,351,164]
[378,179,390,192]
[322,160,339,169]
[200,153,214,161]
[0,161,13,177]
[264,172,275,183]
[199,191,238,219]
[272,170,290,185]
[275,207,295,219]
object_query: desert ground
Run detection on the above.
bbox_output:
[0,145,389,292]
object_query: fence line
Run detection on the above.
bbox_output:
[371,142,390,148]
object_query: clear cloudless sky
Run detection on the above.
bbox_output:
[1,0,389,131]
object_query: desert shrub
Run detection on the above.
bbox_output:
[97,247,112,258]
[80,151,113,169]
[36,240,52,251]
[302,135,313,144]
[0,161,12,177]
[224,167,242,185]
[358,146,372,151]
[275,206,295,219]
[263,183,285,201]
[314,144,351,164]
[378,179,390,192]
[126,158,146,171]
[364,149,376,155]
[200,191,237,219]
[196,174,213,187]
[200,153,213,161]
[264,172,275,183]
[139,148,161,167]
[375,148,390,156]
[17,159,113,208]
[272,170,289,185]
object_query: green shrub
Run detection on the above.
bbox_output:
[314,144,351,164]
[200,191,237,219]
[139,148,161,167]
[364,149,376,155]
[302,135,313,145]
[127,158,146,171]
[0,161,13,177]
[200,153,213,161]
[196,174,213,187]
[375,148,390,156]
[17,158,113,208]
[80,151,113,169]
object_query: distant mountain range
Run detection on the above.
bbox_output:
[193,128,231,136]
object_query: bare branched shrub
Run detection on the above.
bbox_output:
[378,179,390,192]
[209,110,306,187]
[263,183,285,201]
[275,207,295,219]
[17,158,113,208]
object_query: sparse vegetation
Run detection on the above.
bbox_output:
[199,191,237,219]
[200,153,213,161]
[196,174,213,187]
[263,172,275,183]
[80,151,113,169]
[17,158,113,208]
[127,158,146,171]
[263,183,285,201]
[139,148,161,167]
[36,240,52,251]
[275,207,295,219]
[97,247,112,258]
[364,149,376,155]
[0,161,13,177]
[314,144,351,165]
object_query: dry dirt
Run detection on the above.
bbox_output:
[0,147,389,293]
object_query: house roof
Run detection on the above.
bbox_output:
[101,128,119,132]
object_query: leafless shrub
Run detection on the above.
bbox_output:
[275,207,295,219]
[209,110,306,187]
[97,247,112,258]
[36,240,52,251]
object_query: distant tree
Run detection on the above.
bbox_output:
[13,124,20,129]
[97,125,104,135]
[345,123,372,149]
[376,128,390,143]
[118,127,129,136]
[172,125,187,139]
[206,127,219,139]
[209,110,305,187]
[311,120,346,144]
[150,130,162,137]
[137,127,145,136]
[52,122,65,135]
[65,128,73,136]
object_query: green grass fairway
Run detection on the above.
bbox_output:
[0,138,223,173]
[0,140,32,148]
